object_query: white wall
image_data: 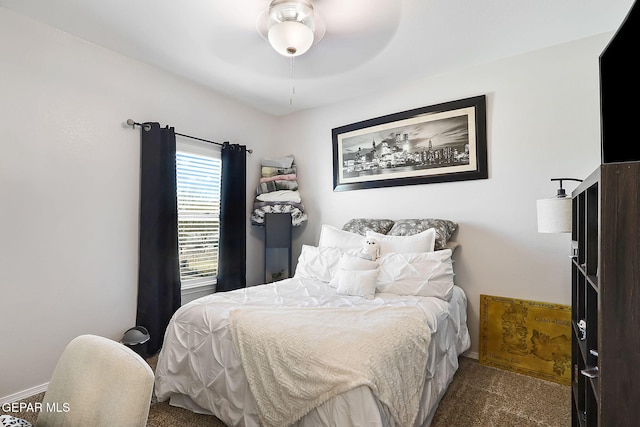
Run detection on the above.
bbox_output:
[279,33,611,358]
[0,5,614,400]
[0,9,277,400]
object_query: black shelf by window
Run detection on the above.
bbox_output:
[264,213,292,283]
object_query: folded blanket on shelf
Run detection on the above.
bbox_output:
[253,200,305,211]
[256,180,299,195]
[261,155,294,169]
[256,190,301,203]
[251,203,307,226]
[261,166,297,177]
[254,155,306,226]
[260,173,297,183]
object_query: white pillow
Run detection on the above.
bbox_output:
[328,253,378,288]
[318,224,366,250]
[334,269,379,299]
[376,249,454,301]
[293,245,345,282]
[337,253,379,271]
[366,228,436,255]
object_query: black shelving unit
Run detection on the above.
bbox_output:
[571,162,640,426]
[264,213,292,283]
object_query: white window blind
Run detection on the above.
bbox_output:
[176,144,221,290]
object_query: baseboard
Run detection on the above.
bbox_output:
[462,350,479,360]
[0,383,48,406]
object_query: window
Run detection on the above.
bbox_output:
[176,141,221,291]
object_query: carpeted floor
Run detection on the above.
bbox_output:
[430,357,570,427]
[1,356,570,426]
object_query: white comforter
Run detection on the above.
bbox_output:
[154,278,470,427]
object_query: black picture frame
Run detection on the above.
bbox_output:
[332,95,488,191]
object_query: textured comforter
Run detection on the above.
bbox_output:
[230,306,431,427]
[154,278,470,427]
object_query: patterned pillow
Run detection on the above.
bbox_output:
[387,219,458,250]
[0,415,33,427]
[342,218,395,236]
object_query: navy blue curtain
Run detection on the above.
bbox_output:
[136,123,181,355]
[216,142,247,292]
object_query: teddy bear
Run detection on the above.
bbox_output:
[358,238,380,261]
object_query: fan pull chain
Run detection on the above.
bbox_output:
[289,56,296,105]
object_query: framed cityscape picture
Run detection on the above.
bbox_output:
[332,95,487,191]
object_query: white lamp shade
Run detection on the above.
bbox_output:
[536,197,572,233]
[268,20,314,56]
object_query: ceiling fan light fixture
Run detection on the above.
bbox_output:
[268,20,314,56]
[258,0,324,57]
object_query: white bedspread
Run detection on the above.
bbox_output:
[230,306,430,427]
[154,278,471,427]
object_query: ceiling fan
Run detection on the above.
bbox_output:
[252,0,403,61]
[256,0,326,57]
[252,0,402,103]
[206,0,403,84]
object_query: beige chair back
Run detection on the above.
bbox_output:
[36,334,154,427]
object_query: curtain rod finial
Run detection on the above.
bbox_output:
[126,119,152,131]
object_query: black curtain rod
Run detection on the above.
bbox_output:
[126,119,253,154]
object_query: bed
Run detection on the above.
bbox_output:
[154,219,471,427]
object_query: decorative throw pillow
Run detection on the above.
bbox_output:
[342,218,395,236]
[328,253,378,288]
[336,253,379,271]
[376,249,454,301]
[387,218,458,250]
[0,415,33,427]
[318,224,366,250]
[366,228,436,255]
[334,269,379,299]
[294,245,347,282]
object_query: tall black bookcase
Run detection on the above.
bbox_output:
[570,162,640,426]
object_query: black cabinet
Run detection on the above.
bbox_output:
[571,162,640,426]
[571,169,600,427]
[264,213,292,283]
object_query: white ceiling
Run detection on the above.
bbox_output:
[0,0,635,116]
